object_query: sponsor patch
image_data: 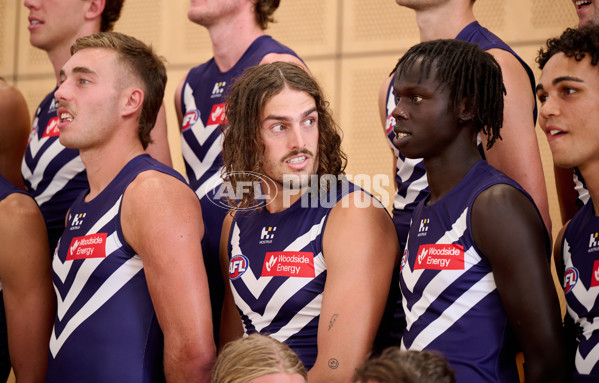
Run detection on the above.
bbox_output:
[261,251,315,278]
[414,244,464,270]
[42,116,60,138]
[208,103,226,125]
[563,266,579,293]
[592,261,599,288]
[66,233,108,261]
[400,249,408,271]
[229,254,249,280]
[181,109,200,131]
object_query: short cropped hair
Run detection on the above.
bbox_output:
[211,334,307,383]
[392,39,505,149]
[353,348,456,383]
[254,0,280,30]
[101,0,125,32]
[537,25,599,69]
[71,32,166,149]
[223,61,346,210]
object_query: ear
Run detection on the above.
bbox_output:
[121,88,144,119]
[457,97,475,125]
[85,0,106,22]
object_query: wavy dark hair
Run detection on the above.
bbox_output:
[254,0,280,30]
[101,0,125,32]
[71,32,166,149]
[392,39,505,149]
[222,61,346,210]
[537,25,599,69]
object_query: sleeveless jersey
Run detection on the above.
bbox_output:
[22,88,88,253]
[47,154,187,382]
[384,21,537,247]
[179,35,303,341]
[561,201,599,381]
[0,175,29,381]
[226,179,362,369]
[399,160,545,382]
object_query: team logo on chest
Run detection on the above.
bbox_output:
[66,233,107,260]
[418,218,429,237]
[261,251,315,278]
[181,109,200,131]
[211,81,226,98]
[259,226,277,244]
[400,249,408,271]
[414,244,464,270]
[563,267,579,293]
[42,116,60,138]
[589,232,599,253]
[69,212,86,231]
[229,254,249,280]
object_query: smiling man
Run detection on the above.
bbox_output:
[218,62,399,383]
[573,0,599,26]
[46,32,214,382]
[537,25,599,382]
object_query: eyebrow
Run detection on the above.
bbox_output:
[59,66,97,78]
[263,106,317,122]
[536,76,584,92]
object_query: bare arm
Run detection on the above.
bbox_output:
[0,193,54,382]
[482,49,551,236]
[260,53,310,73]
[0,83,30,189]
[145,103,172,167]
[308,192,399,383]
[554,166,580,224]
[472,184,565,383]
[218,211,244,350]
[174,75,186,130]
[122,171,215,382]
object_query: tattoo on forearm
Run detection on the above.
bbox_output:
[328,314,339,331]
[328,358,339,369]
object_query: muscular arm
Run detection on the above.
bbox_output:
[0,83,30,189]
[309,192,399,383]
[472,184,565,383]
[122,171,215,382]
[0,193,54,382]
[482,49,551,236]
[145,103,172,167]
[218,211,244,350]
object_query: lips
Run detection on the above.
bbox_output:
[28,17,43,30]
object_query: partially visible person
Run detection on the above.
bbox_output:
[219,62,399,383]
[175,0,307,343]
[380,0,550,247]
[0,79,29,190]
[47,32,214,381]
[211,333,307,383]
[537,25,599,382]
[394,39,565,382]
[573,0,599,27]
[352,347,455,383]
[0,83,55,383]
[23,0,171,253]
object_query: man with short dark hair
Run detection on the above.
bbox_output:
[23,0,171,252]
[47,32,215,381]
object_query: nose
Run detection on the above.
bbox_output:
[54,79,71,104]
[539,95,560,121]
[391,102,408,121]
[288,124,306,150]
[24,0,39,10]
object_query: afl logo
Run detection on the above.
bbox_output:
[181,109,200,131]
[563,267,579,294]
[229,255,249,280]
[400,249,408,271]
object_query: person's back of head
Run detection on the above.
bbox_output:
[101,0,126,32]
[353,347,456,383]
[211,333,307,383]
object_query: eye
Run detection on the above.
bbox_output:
[412,95,423,104]
[536,92,547,104]
[271,123,285,133]
[304,117,316,127]
[78,78,90,85]
[563,87,577,96]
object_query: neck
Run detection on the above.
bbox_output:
[414,1,475,41]
[263,181,308,214]
[79,134,144,201]
[423,146,480,205]
[578,162,599,217]
[206,14,264,72]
